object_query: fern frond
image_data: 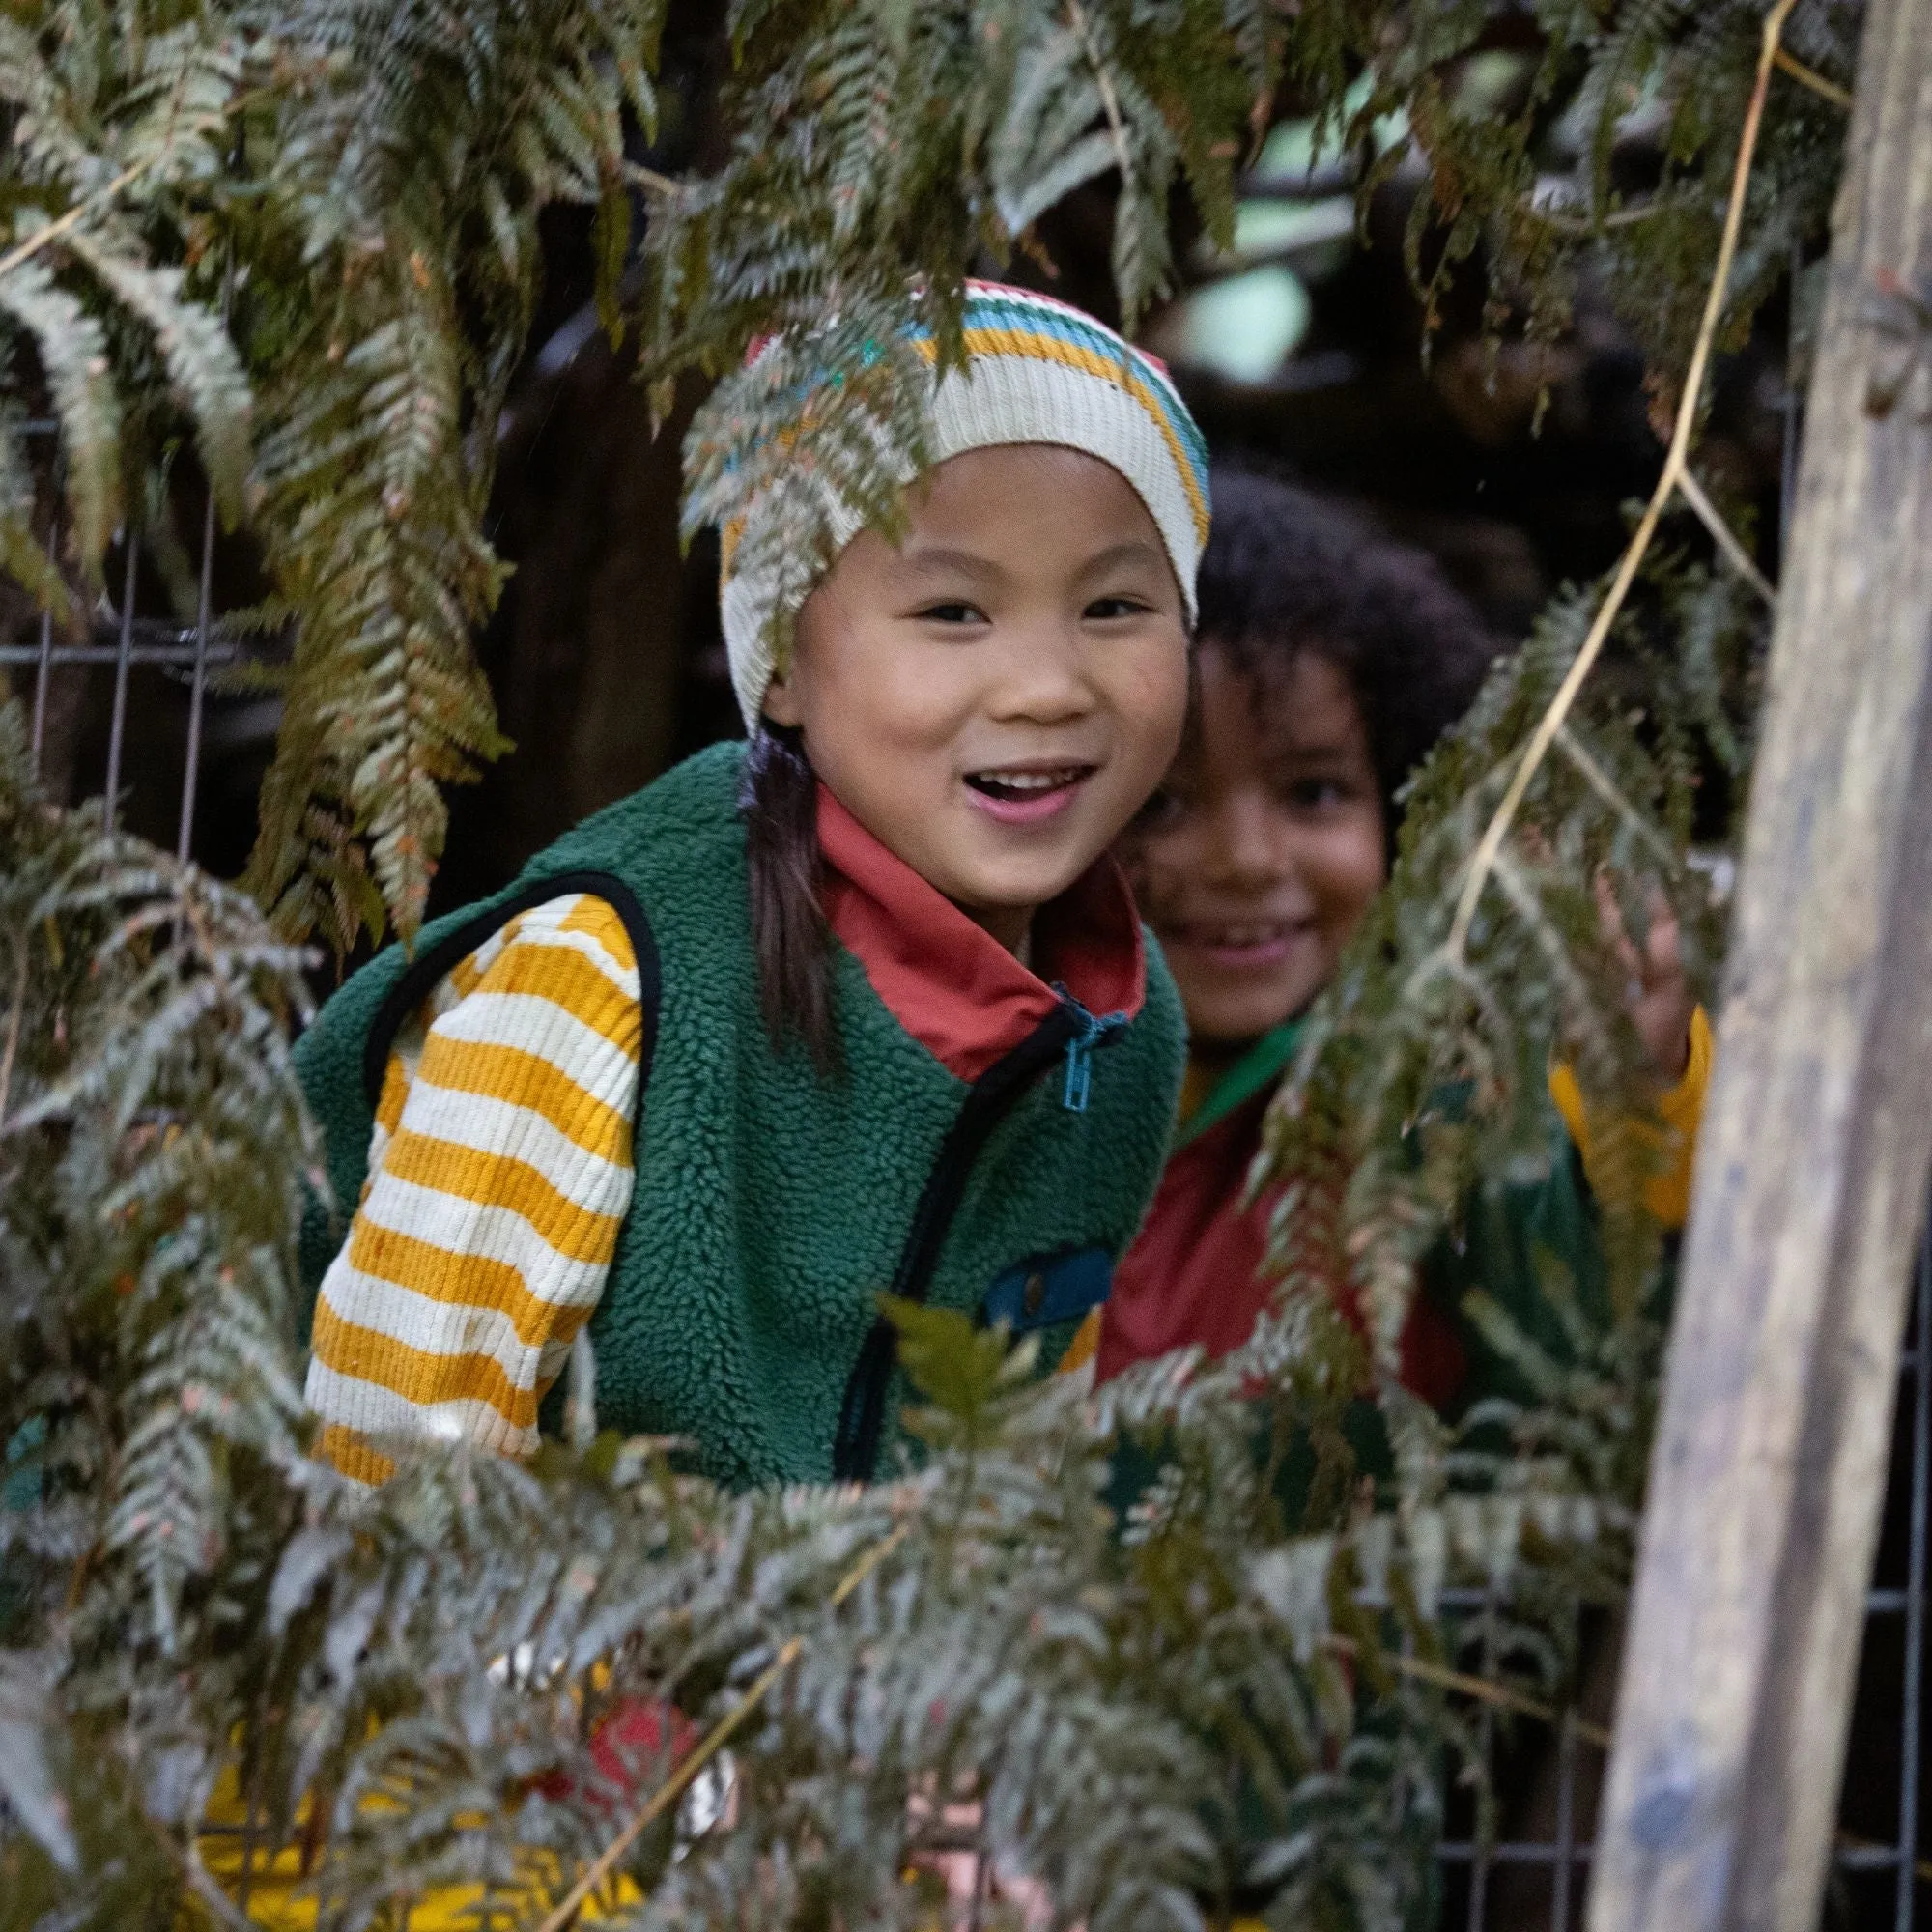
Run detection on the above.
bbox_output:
[0,256,122,570]
[61,230,250,517]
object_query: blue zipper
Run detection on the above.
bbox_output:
[1054,987,1128,1113]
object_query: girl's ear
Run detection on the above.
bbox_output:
[760,674,803,727]
[761,607,808,727]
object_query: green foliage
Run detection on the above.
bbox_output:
[0,2,1860,1926]
[1264,559,1743,1376]
[0,0,1832,949]
[1,714,1635,1931]
[1279,0,1854,373]
[236,0,665,945]
[0,0,665,949]
[0,10,250,568]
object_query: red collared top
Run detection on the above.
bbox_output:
[815,784,1146,1083]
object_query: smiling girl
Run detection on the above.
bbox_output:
[293,284,1206,1489]
[1083,469,1709,1401]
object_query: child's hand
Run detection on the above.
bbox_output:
[1595,873,1693,1086]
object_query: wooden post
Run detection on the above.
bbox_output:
[1586,3,1932,1928]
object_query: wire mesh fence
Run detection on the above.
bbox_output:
[1433,1238,1932,1932]
[7,473,1931,1932]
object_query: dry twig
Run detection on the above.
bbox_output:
[0,156,158,285]
[1774,46,1854,111]
[1678,467,1778,605]
[0,944,28,1126]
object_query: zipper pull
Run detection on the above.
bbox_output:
[1057,993,1127,1113]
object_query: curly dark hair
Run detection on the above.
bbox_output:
[1195,469,1501,831]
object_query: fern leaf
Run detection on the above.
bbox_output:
[61,231,251,519]
[0,256,121,571]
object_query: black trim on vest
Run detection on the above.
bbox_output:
[359,870,663,1123]
[833,999,1100,1484]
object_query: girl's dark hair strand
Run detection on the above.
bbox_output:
[739,724,840,1070]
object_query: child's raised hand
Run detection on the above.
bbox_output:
[1595,872,1693,1086]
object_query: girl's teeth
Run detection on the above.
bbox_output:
[977,769,1080,790]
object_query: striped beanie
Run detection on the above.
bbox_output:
[720,281,1211,728]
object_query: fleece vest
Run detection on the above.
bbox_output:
[295,741,1185,1491]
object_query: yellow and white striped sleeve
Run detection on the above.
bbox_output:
[305,893,643,1482]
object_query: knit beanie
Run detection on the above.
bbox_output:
[719,281,1211,728]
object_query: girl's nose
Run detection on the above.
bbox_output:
[1207,790,1288,887]
[985,622,1094,724]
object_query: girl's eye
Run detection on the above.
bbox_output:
[1085,594,1153,620]
[914,600,987,625]
[1286,777,1350,810]
[1135,786,1190,831]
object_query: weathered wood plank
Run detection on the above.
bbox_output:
[1587,3,1932,1928]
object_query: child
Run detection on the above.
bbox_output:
[1078,469,1711,1399]
[293,283,1208,1490]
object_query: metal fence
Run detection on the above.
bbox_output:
[8,498,1930,1932]
[1434,1242,1932,1932]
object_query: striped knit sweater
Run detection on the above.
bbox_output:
[304,892,642,1482]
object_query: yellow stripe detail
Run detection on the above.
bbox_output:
[558,894,638,972]
[928,325,1211,542]
[374,1050,411,1137]
[1547,1004,1711,1232]
[310,1299,540,1431]
[381,1128,626,1264]
[316,1423,396,1486]
[413,1033,633,1161]
[1059,1307,1102,1375]
[467,941,642,1059]
[344,1217,599,1350]
[447,908,529,1000]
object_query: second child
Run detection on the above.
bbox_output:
[1081,469,1711,1402]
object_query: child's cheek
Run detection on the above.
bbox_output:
[1122,636,1193,783]
[1116,830,1189,938]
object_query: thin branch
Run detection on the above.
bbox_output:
[1554,725,1680,868]
[1446,0,1803,963]
[160,1828,261,1932]
[0,156,158,286]
[1520,196,1664,238]
[1774,47,1854,111]
[620,160,679,198]
[531,1520,912,1932]
[1677,466,1778,605]
[1321,1633,1611,1749]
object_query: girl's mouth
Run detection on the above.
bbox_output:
[962,764,1096,824]
[1168,919,1308,968]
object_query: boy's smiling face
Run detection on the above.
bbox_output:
[1123,643,1386,1045]
[763,444,1191,952]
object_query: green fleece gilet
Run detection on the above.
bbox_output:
[296,741,1185,1490]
